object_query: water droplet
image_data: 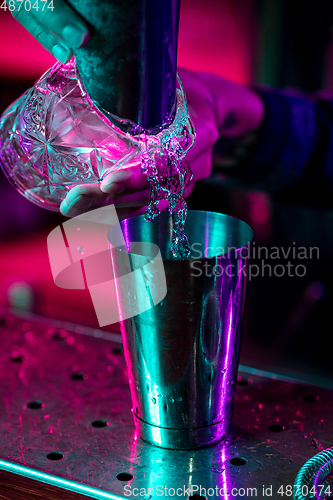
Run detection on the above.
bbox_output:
[152,397,156,404]
[311,439,318,449]
[77,247,82,252]
[141,117,194,259]
[77,227,80,231]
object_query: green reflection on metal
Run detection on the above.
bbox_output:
[238,365,333,390]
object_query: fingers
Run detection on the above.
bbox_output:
[60,179,194,219]
[60,183,112,217]
[60,164,148,216]
[60,179,195,219]
[100,164,149,195]
[32,0,88,48]
[10,0,89,62]
[11,7,71,62]
[60,181,151,218]
[60,144,198,218]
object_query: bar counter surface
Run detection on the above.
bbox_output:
[0,308,332,499]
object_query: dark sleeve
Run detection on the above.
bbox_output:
[216,88,333,206]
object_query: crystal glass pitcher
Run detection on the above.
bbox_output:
[0,58,194,213]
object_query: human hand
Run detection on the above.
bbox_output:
[60,68,265,219]
[9,0,89,63]
[59,68,219,219]
[183,69,265,170]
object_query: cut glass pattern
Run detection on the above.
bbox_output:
[0,58,195,257]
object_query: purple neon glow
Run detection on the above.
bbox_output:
[221,447,230,500]
[0,59,142,211]
[313,461,332,500]
[221,303,233,416]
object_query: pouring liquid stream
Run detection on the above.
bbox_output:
[140,127,193,260]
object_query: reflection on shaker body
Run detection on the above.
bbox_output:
[109,211,253,449]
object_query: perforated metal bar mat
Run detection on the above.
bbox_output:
[0,308,332,499]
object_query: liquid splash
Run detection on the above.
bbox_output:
[141,134,193,259]
[137,77,195,259]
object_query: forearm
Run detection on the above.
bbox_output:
[213,83,333,198]
[178,68,264,182]
[180,68,333,202]
[231,88,320,192]
[192,71,265,138]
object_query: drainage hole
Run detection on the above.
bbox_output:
[112,346,122,355]
[230,457,247,466]
[237,376,252,385]
[27,401,44,409]
[303,395,320,403]
[92,420,109,428]
[47,452,63,461]
[12,353,23,362]
[268,424,285,432]
[53,330,67,340]
[116,472,133,481]
[71,372,88,381]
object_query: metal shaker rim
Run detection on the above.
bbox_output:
[108,210,254,260]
